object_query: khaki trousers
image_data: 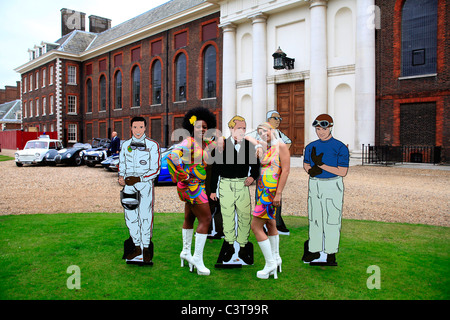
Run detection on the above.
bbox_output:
[218,178,252,246]
[307,176,344,254]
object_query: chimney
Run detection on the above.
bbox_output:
[89,15,112,33]
[61,8,86,37]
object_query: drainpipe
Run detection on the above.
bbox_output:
[164,29,170,148]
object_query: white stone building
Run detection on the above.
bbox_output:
[212,0,375,156]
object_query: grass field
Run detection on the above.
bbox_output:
[0,212,448,300]
[0,155,14,162]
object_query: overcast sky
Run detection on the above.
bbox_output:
[0,0,169,88]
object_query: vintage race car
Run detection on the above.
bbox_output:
[101,154,119,171]
[45,143,92,166]
[84,138,111,167]
[100,141,123,171]
[15,135,63,167]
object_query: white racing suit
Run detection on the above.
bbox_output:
[119,134,161,248]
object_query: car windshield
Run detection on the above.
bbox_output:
[25,141,48,149]
[73,143,91,149]
[91,138,102,148]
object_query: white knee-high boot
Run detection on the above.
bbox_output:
[180,229,193,267]
[257,239,278,279]
[269,235,282,272]
[190,233,210,276]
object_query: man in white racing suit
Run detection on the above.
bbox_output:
[119,116,161,264]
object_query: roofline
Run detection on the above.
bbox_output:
[84,2,218,59]
[15,1,219,75]
[14,50,81,74]
[4,100,21,120]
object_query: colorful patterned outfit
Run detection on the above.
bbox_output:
[167,137,216,205]
[253,144,281,219]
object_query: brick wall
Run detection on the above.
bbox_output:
[81,12,222,147]
[0,82,20,104]
[375,0,450,162]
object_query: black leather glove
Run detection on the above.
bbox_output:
[311,146,324,166]
[308,165,323,177]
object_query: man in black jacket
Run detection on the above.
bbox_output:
[210,116,259,266]
[108,131,121,156]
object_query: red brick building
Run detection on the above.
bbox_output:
[375,0,449,162]
[16,0,222,147]
[0,82,20,105]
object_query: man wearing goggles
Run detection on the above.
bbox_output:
[302,114,349,266]
[119,116,161,265]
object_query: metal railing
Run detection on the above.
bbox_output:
[362,144,441,165]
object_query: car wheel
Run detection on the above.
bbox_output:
[86,162,95,167]
[15,162,23,167]
[74,155,82,166]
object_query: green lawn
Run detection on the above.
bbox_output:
[0,212,448,300]
[0,155,14,162]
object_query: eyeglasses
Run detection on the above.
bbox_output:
[270,116,283,121]
[312,120,333,128]
[129,142,146,151]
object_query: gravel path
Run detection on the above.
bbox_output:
[0,155,449,227]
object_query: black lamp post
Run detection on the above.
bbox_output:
[272,47,295,70]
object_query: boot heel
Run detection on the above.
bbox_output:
[272,269,278,279]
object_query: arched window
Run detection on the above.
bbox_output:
[152,60,162,105]
[203,45,216,98]
[132,66,141,107]
[401,0,438,77]
[115,71,122,109]
[175,53,186,101]
[99,75,107,111]
[86,79,92,113]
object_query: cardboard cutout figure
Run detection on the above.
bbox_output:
[210,116,260,268]
[166,107,222,276]
[246,110,291,235]
[302,114,349,266]
[118,117,161,266]
[205,164,224,240]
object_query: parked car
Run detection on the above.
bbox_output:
[100,141,123,171]
[15,135,63,167]
[108,156,119,172]
[45,143,92,166]
[84,138,110,167]
[156,145,173,184]
[101,154,119,171]
[107,145,174,183]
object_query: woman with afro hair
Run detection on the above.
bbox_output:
[167,107,222,276]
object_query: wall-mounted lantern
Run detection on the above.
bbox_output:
[272,47,295,70]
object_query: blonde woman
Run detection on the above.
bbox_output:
[245,122,290,279]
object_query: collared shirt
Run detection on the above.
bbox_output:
[230,136,241,153]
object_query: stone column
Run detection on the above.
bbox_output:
[220,22,237,137]
[55,58,63,141]
[249,12,267,130]
[355,0,376,151]
[309,0,328,139]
